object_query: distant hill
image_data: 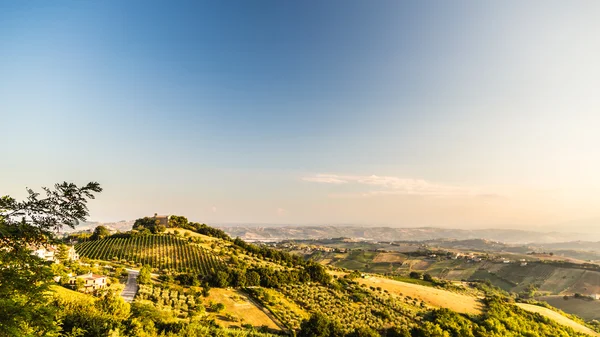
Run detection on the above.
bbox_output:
[218,225,597,244]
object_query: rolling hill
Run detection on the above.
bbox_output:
[68,218,600,336]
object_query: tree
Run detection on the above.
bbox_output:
[168,215,188,228]
[96,291,131,320]
[56,243,70,262]
[409,271,422,279]
[213,271,229,288]
[347,327,380,337]
[211,302,225,313]
[298,313,331,337]
[0,181,101,336]
[76,276,86,291]
[138,265,152,285]
[305,263,331,284]
[91,225,110,240]
[423,273,434,282]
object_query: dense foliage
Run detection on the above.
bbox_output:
[52,288,282,337]
[0,182,102,336]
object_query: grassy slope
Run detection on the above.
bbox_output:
[356,276,483,315]
[50,285,96,304]
[516,303,599,336]
[203,288,281,330]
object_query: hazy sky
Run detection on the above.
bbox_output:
[2,1,600,228]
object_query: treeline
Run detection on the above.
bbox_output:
[233,237,306,267]
[175,261,331,289]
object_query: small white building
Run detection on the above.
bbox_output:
[68,246,79,261]
[70,272,108,293]
[32,246,57,263]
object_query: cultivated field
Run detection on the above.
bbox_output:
[356,276,483,314]
[538,295,600,321]
[372,252,406,263]
[516,303,599,336]
[568,270,600,295]
[538,268,585,294]
[76,235,223,273]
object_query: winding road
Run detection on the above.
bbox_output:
[121,269,139,303]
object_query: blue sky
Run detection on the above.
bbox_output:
[2,1,600,227]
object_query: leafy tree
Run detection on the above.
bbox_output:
[76,277,86,291]
[298,313,331,337]
[385,326,412,337]
[213,270,230,288]
[133,217,161,234]
[211,302,225,312]
[347,326,380,337]
[138,265,152,285]
[0,181,101,336]
[305,262,331,284]
[168,215,188,228]
[96,291,131,321]
[56,243,70,262]
[423,273,434,282]
[409,271,422,279]
[91,225,110,240]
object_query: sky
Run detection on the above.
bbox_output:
[1,1,600,228]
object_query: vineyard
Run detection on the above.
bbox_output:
[75,235,223,274]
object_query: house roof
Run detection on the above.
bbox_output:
[76,273,106,280]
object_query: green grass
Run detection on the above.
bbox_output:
[50,285,95,304]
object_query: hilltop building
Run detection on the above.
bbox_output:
[153,213,170,227]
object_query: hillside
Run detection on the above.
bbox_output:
[516,303,600,336]
[356,275,483,314]
[76,235,223,274]
[65,217,600,336]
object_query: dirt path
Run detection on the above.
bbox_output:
[121,269,139,303]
